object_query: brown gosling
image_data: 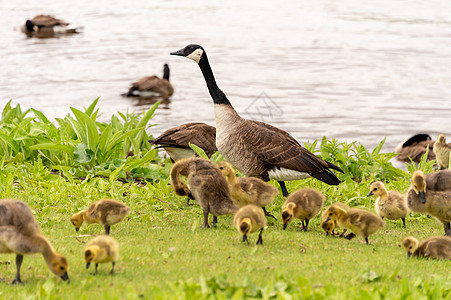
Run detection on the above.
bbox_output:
[407,170,451,236]
[367,181,408,227]
[433,134,451,169]
[233,205,267,245]
[321,202,349,236]
[0,199,69,284]
[402,236,451,259]
[217,161,278,220]
[70,199,130,235]
[425,169,451,191]
[324,206,385,244]
[281,188,325,231]
[170,157,238,228]
[394,133,435,163]
[84,235,119,274]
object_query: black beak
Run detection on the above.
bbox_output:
[407,252,412,258]
[326,232,330,236]
[75,228,79,232]
[283,224,287,230]
[60,272,70,282]
[170,49,185,56]
[367,191,374,197]
[242,235,248,243]
[325,217,330,222]
[419,191,426,204]
[86,262,90,269]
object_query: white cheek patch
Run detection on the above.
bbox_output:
[187,49,204,63]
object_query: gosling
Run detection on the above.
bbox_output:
[84,235,119,274]
[217,161,278,220]
[425,169,451,191]
[233,205,267,245]
[170,157,238,228]
[367,181,408,227]
[70,199,130,235]
[281,188,325,231]
[321,202,349,236]
[433,134,451,169]
[324,206,385,244]
[402,236,451,259]
[407,170,451,236]
[0,199,69,283]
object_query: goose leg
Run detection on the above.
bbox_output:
[401,218,406,228]
[339,229,347,238]
[262,207,277,220]
[365,237,369,244]
[444,222,451,236]
[211,216,218,227]
[202,207,210,228]
[256,228,264,245]
[95,264,99,275]
[12,255,23,284]
[104,225,110,235]
[278,181,289,197]
[300,220,305,231]
[344,232,355,240]
[303,219,310,231]
[111,262,115,275]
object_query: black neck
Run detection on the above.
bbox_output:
[163,66,170,81]
[198,54,231,106]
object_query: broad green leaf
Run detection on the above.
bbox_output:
[189,143,208,159]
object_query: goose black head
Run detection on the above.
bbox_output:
[25,20,35,32]
[171,44,205,63]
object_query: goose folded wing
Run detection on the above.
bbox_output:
[32,15,68,26]
[133,76,160,91]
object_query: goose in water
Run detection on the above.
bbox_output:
[170,44,343,196]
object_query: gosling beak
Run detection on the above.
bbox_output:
[86,262,91,269]
[407,252,412,258]
[325,217,331,222]
[419,191,426,204]
[170,49,185,56]
[75,228,79,232]
[367,191,374,197]
[242,235,248,242]
[283,224,287,230]
[325,232,330,236]
[188,192,195,200]
[60,272,70,283]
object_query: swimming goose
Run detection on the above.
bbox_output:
[70,199,130,235]
[433,134,451,169]
[394,134,435,163]
[0,199,69,283]
[402,236,451,259]
[21,15,81,38]
[149,122,217,161]
[367,181,408,227]
[170,157,238,228]
[84,235,119,274]
[406,170,451,236]
[170,44,343,197]
[233,205,267,245]
[125,64,174,99]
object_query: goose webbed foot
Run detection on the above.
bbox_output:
[262,207,277,221]
[256,228,264,245]
[344,232,355,240]
[211,216,218,227]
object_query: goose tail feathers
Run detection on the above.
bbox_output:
[310,169,341,185]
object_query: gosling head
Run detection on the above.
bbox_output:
[238,218,252,244]
[367,181,386,197]
[321,219,335,236]
[324,206,346,222]
[402,236,419,258]
[281,203,296,230]
[170,44,205,64]
[84,246,100,269]
[47,253,70,282]
[217,161,234,180]
[437,134,446,144]
[411,170,427,204]
[70,211,85,232]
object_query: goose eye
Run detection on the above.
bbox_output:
[373,188,378,191]
[328,213,332,216]
[60,266,65,270]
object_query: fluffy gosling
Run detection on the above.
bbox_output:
[70,199,130,235]
[281,188,325,231]
[367,181,408,227]
[233,205,267,245]
[84,235,119,274]
[433,134,451,169]
[217,161,278,220]
[324,206,385,244]
[402,236,451,259]
[321,202,349,236]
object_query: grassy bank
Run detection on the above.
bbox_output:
[0,102,449,299]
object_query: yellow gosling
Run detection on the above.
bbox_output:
[402,236,451,259]
[70,199,130,235]
[233,205,267,245]
[433,134,451,169]
[84,235,119,274]
[281,188,324,231]
[321,202,349,236]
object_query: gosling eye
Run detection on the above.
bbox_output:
[60,266,65,270]
[373,188,378,191]
[328,213,332,216]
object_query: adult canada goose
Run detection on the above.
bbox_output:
[233,205,267,245]
[149,122,217,161]
[125,64,174,99]
[407,170,451,236]
[170,157,238,228]
[70,199,130,235]
[0,199,69,283]
[367,181,408,227]
[21,15,81,38]
[402,236,451,259]
[217,161,278,220]
[170,44,343,197]
[394,134,435,163]
[433,134,451,169]
[84,235,119,274]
